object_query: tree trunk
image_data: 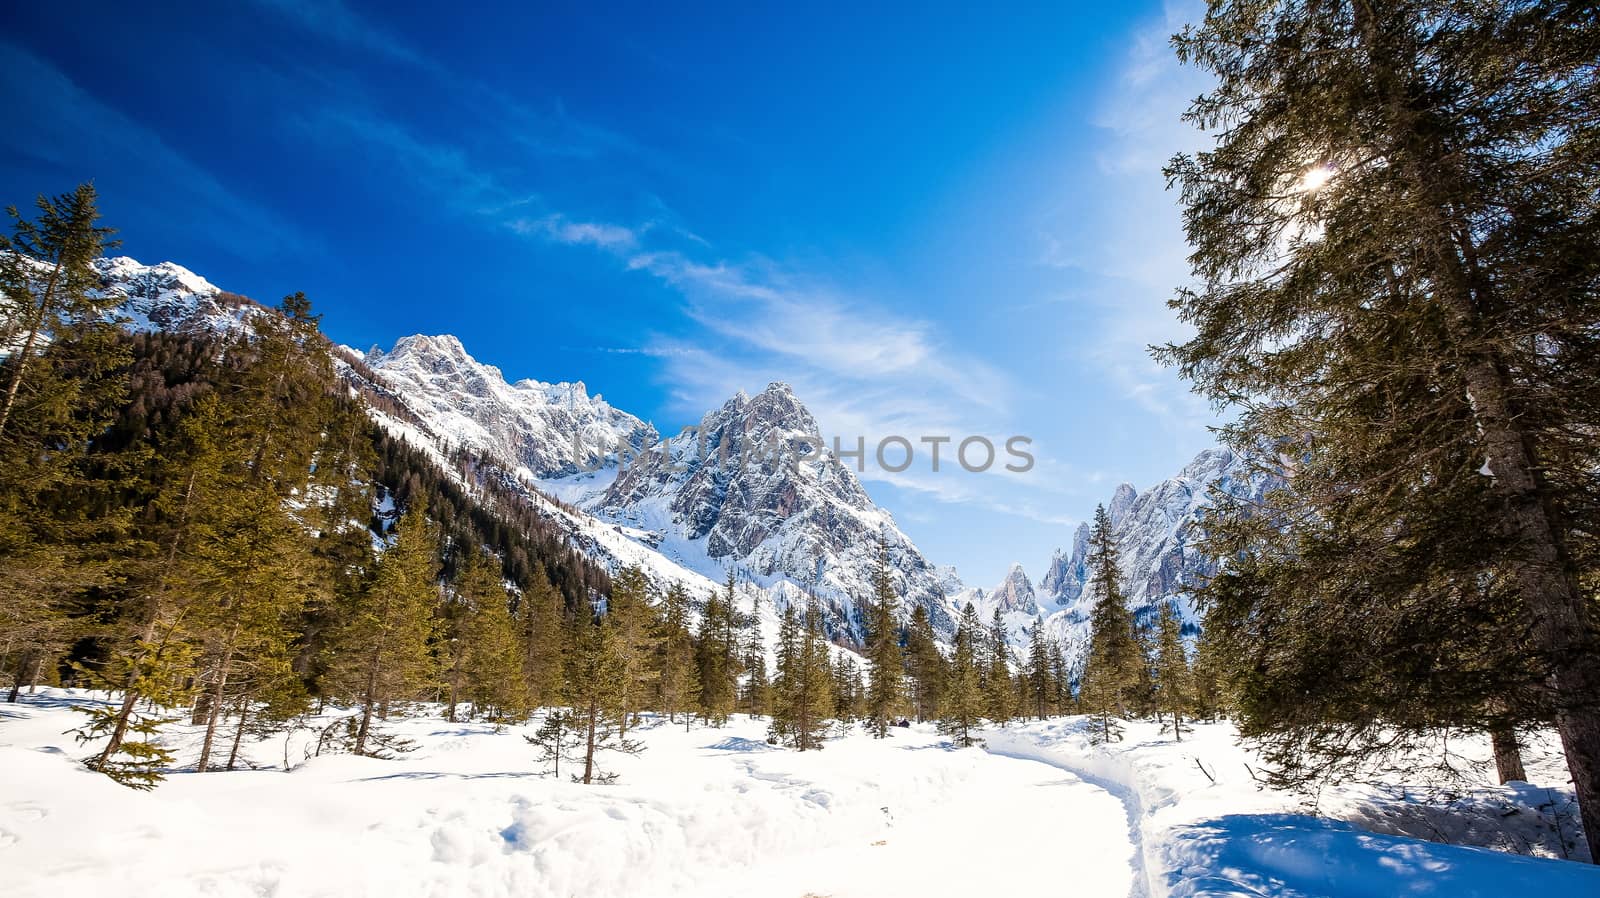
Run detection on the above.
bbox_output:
[1491,725,1527,785]
[582,697,598,785]
[1354,5,1600,861]
[226,695,250,771]
[1436,252,1600,862]
[195,626,238,772]
[7,650,31,703]
[0,259,62,440]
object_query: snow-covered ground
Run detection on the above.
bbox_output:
[3,690,1596,897]
[0,690,1130,898]
[989,717,1598,897]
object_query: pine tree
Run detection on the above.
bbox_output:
[655,582,699,728]
[454,550,527,722]
[606,566,659,737]
[526,709,584,779]
[1080,505,1139,742]
[1161,1,1600,851]
[984,607,1014,726]
[1153,602,1191,741]
[938,603,985,748]
[1024,617,1053,720]
[904,603,944,723]
[1189,622,1229,723]
[328,501,440,756]
[769,599,833,750]
[863,541,904,737]
[0,185,130,709]
[695,587,736,725]
[518,565,565,708]
[563,612,644,784]
[740,587,769,717]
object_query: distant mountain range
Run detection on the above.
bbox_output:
[95,254,1266,652]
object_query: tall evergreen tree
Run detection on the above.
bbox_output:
[0,185,129,709]
[984,607,1014,726]
[695,587,736,725]
[1080,505,1140,742]
[863,541,905,737]
[740,584,770,717]
[1160,0,1600,852]
[562,611,644,784]
[606,566,659,737]
[329,501,440,756]
[1153,602,1191,741]
[518,565,565,708]
[453,550,527,722]
[938,603,985,748]
[904,603,944,723]
[769,599,833,750]
[1024,617,1054,720]
[655,582,699,727]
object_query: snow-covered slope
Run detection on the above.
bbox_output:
[93,256,264,337]
[360,335,658,478]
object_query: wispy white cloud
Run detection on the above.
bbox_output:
[1036,0,1217,450]
[512,214,639,250]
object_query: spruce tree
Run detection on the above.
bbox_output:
[1025,617,1053,720]
[984,607,1014,726]
[938,603,985,747]
[563,612,644,784]
[1190,622,1230,723]
[741,587,770,717]
[904,603,944,723]
[695,587,736,725]
[329,501,440,756]
[606,566,659,737]
[1153,602,1191,741]
[1080,505,1139,742]
[769,599,833,750]
[455,550,527,722]
[863,541,904,737]
[0,184,130,710]
[0,184,120,438]
[1161,1,1600,851]
[518,565,565,708]
[655,582,699,727]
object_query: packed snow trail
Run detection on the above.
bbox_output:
[701,744,1135,898]
[0,691,1136,898]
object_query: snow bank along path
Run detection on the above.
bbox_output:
[989,719,1600,898]
[1,690,1134,898]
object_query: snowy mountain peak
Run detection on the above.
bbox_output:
[1109,482,1139,525]
[357,333,658,477]
[93,255,261,337]
[593,382,957,636]
[990,563,1039,616]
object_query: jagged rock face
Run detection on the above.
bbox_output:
[1041,447,1272,633]
[597,382,959,635]
[361,335,659,477]
[989,563,1039,616]
[94,257,262,337]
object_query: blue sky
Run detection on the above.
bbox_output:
[0,0,1218,587]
